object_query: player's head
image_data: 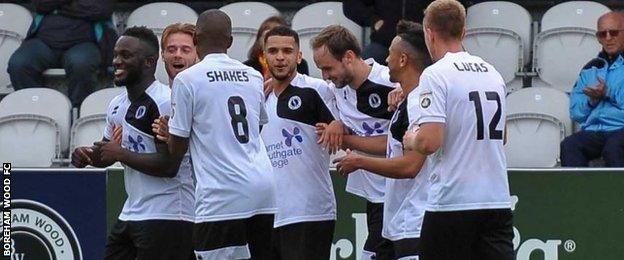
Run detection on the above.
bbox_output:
[194,9,233,58]
[597,11,624,57]
[423,0,466,60]
[113,26,159,87]
[386,21,431,83]
[311,25,362,88]
[248,16,289,60]
[161,23,198,82]
[263,26,302,81]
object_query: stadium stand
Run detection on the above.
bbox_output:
[70,87,125,155]
[505,87,571,167]
[219,1,280,62]
[0,3,32,96]
[292,1,363,78]
[464,1,531,93]
[0,88,71,167]
[532,1,611,93]
[126,2,198,85]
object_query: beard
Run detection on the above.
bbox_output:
[270,66,296,81]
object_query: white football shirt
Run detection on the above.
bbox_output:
[382,94,430,241]
[103,81,195,222]
[410,51,511,212]
[261,73,337,227]
[331,59,397,203]
[168,53,276,222]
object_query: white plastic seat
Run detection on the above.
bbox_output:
[292,2,363,78]
[464,1,531,92]
[505,87,571,167]
[70,87,125,153]
[219,2,280,62]
[0,4,32,95]
[532,1,610,93]
[126,2,198,85]
[0,88,71,166]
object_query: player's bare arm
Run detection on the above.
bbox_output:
[334,149,426,179]
[316,120,345,154]
[342,135,387,156]
[94,139,178,178]
[161,134,189,176]
[152,115,170,142]
[71,137,115,168]
[403,123,444,155]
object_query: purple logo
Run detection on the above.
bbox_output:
[282,127,303,147]
[128,135,146,152]
[363,122,383,136]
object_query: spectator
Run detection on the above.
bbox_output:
[561,11,624,167]
[7,0,113,108]
[244,15,309,78]
[343,0,475,64]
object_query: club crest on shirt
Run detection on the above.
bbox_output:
[135,105,147,119]
[420,91,432,109]
[369,93,382,108]
[288,96,302,110]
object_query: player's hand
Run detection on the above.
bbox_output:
[317,121,344,154]
[333,149,360,177]
[71,146,95,168]
[152,115,170,143]
[111,124,123,144]
[94,141,122,163]
[263,77,274,97]
[374,20,384,31]
[403,129,419,151]
[388,87,404,112]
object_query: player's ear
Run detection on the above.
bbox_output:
[297,50,303,64]
[460,27,466,41]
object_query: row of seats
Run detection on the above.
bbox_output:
[0,1,608,95]
[0,87,123,167]
[0,85,570,168]
[465,1,610,93]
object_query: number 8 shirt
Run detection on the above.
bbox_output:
[168,53,277,223]
[410,51,511,211]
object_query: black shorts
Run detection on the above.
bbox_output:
[193,214,274,260]
[273,220,335,260]
[376,237,420,260]
[364,201,393,258]
[104,219,194,260]
[420,209,514,260]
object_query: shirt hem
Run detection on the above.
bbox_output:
[168,126,190,138]
[194,208,277,223]
[426,202,511,212]
[382,232,421,241]
[345,187,385,203]
[274,214,337,228]
[118,214,194,222]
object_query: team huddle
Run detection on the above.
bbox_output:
[71,0,513,259]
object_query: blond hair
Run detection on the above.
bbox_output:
[161,23,196,50]
[423,0,466,41]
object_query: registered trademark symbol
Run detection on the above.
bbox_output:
[564,239,576,252]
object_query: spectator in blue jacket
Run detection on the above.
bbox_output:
[561,11,624,167]
[7,0,113,108]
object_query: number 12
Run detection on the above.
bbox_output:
[468,91,502,140]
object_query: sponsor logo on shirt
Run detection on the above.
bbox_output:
[128,135,146,152]
[362,122,384,136]
[265,127,304,169]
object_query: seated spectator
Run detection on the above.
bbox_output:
[244,16,309,78]
[7,0,113,108]
[561,11,624,167]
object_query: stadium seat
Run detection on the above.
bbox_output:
[0,88,71,167]
[505,87,571,167]
[219,2,280,62]
[464,1,531,93]
[70,87,125,154]
[0,4,32,95]
[532,1,610,93]
[292,2,363,78]
[126,2,198,85]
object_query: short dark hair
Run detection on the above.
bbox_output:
[122,26,160,58]
[396,20,431,68]
[263,26,300,47]
[311,25,361,60]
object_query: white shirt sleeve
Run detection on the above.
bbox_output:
[102,98,116,140]
[168,77,193,138]
[259,91,269,125]
[316,81,339,119]
[415,71,447,125]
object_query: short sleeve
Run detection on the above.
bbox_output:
[102,97,117,140]
[168,77,193,138]
[414,71,446,125]
[259,91,269,125]
[315,81,339,120]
